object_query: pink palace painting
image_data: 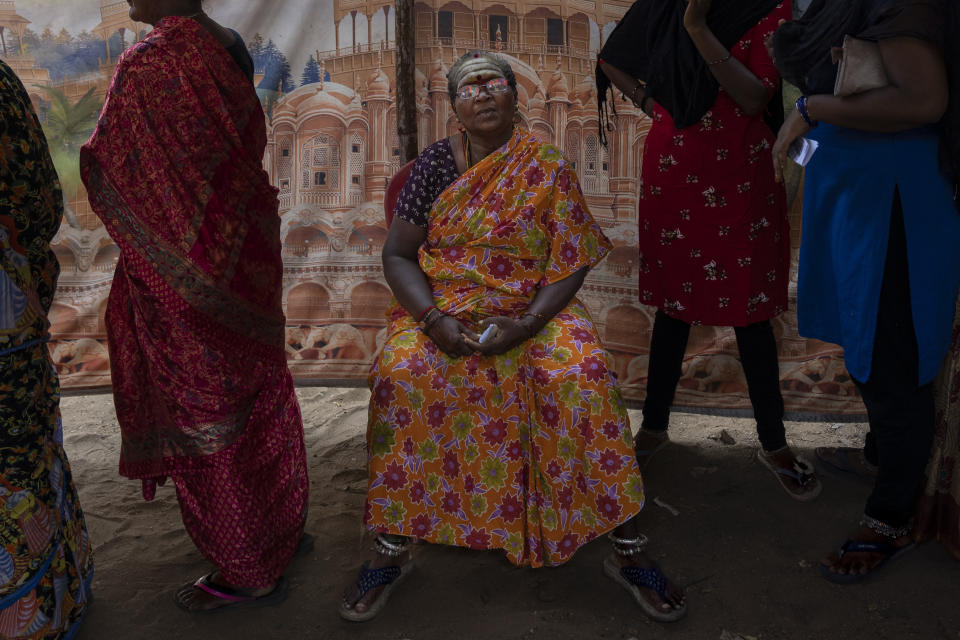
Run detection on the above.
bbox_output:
[0,0,862,416]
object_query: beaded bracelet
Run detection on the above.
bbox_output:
[796,95,818,128]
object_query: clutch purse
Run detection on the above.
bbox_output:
[833,35,889,97]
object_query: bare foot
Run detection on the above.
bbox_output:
[612,551,686,615]
[341,548,412,616]
[820,525,913,580]
[175,572,277,612]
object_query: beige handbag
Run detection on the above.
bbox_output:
[833,35,889,97]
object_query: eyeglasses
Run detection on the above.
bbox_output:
[456,77,510,100]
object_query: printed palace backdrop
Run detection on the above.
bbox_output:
[1,0,862,417]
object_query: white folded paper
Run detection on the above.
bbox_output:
[787,137,819,167]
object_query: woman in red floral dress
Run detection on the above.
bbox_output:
[599,0,820,499]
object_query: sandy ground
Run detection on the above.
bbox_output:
[61,387,959,640]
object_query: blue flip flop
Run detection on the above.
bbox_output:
[819,538,915,584]
[603,555,687,622]
[340,559,414,622]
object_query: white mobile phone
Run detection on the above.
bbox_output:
[478,324,498,344]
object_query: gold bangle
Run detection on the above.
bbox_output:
[707,52,732,66]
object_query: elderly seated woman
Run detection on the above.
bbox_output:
[340,50,686,623]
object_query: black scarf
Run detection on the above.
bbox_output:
[774,0,960,211]
[596,0,784,137]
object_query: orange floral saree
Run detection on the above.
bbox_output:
[365,129,645,567]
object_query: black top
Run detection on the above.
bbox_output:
[394,138,460,228]
[778,0,945,95]
[225,29,255,85]
[596,0,782,132]
[773,0,959,209]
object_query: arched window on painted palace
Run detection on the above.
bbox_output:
[277,135,292,193]
[582,134,599,193]
[547,18,564,47]
[437,11,453,40]
[489,15,509,44]
[351,281,392,319]
[286,283,331,323]
[389,127,402,174]
[302,134,340,191]
[349,133,365,201]
[565,130,579,172]
[600,141,610,193]
[581,134,609,194]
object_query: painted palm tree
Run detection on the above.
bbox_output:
[38,85,103,154]
[36,86,103,227]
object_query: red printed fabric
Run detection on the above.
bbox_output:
[80,17,306,587]
[365,130,645,567]
[637,2,792,326]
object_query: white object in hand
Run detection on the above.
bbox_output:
[787,137,819,167]
[478,324,499,344]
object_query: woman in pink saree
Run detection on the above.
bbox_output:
[81,2,308,612]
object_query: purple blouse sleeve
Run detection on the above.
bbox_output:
[394,138,459,229]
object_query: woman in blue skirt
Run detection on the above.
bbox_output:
[772,0,960,582]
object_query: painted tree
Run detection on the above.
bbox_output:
[21,28,104,81]
[255,39,294,93]
[247,32,265,61]
[38,86,104,200]
[301,55,321,86]
[21,28,38,53]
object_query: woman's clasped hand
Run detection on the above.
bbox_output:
[424,314,535,358]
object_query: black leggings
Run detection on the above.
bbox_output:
[642,309,787,452]
[855,193,934,528]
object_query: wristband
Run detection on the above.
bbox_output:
[796,95,818,128]
[417,304,438,322]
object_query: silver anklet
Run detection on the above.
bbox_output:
[860,514,911,539]
[609,532,649,556]
[374,534,408,557]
